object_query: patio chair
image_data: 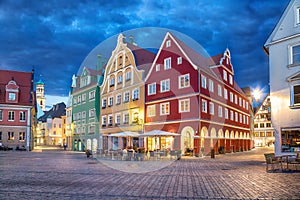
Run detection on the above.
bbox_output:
[264,153,280,172]
[290,153,300,170]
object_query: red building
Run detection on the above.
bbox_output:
[144,32,252,156]
[0,69,35,150]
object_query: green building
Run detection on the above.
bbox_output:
[71,67,104,152]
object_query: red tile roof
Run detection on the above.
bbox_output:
[126,43,156,77]
[0,69,33,106]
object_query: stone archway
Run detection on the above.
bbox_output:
[181,126,195,155]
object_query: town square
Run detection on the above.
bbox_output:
[0,0,300,199]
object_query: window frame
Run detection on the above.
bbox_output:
[160,102,170,115]
[148,83,156,95]
[179,99,190,113]
[147,105,156,117]
[164,57,171,70]
[202,99,207,113]
[160,79,170,93]
[179,74,190,89]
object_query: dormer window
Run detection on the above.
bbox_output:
[5,79,19,103]
[8,93,16,101]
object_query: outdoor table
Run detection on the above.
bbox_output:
[275,153,296,171]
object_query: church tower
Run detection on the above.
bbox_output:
[36,79,46,111]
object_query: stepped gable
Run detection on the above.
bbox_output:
[38,102,66,122]
[0,69,33,106]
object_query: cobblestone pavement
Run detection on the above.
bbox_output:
[0,147,299,200]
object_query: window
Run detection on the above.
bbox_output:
[78,96,81,104]
[224,89,228,99]
[179,99,190,113]
[230,92,233,102]
[115,114,121,125]
[19,132,25,141]
[240,114,243,123]
[88,124,95,133]
[291,44,300,65]
[209,79,214,92]
[266,123,271,127]
[108,97,113,106]
[8,111,14,121]
[218,106,222,117]
[20,111,26,121]
[117,75,123,84]
[125,71,131,81]
[156,64,160,72]
[164,57,171,70]
[124,92,130,102]
[0,110,2,121]
[102,98,107,108]
[218,85,222,97]
[89,109,95,118]
[225,108,229,119]
[82,94,86,103]
[234,94,238,104]
[201,75,207,89]
[179,74,190,88]
[260,123,265,128]
[202,99,207,113]
[110,77,115,86]
[133,89,139,100]
[243,115,246,124]
[124,113,129,124]
[243,99,245,108]
[8,93,16,101]
[177,57,182,65]
[209,102,214,115]
[292,85,300,106]
[235,112,238,122]
[296,7,300,24]
[229,75,233,85]
[160,102,170,115]
[148,83,156,95]
[246,102,249,110]
[73,97,77,105]
[160,79,170,92]
[147,105,156,117]
[82,126,86,134]
[230,110,234,121]
[102,116,107,126]
[77,113,81,120]
[89,91,95,100]
[223,70,227,81]
[108,115,113,126]
[246,116,249,125]
[116,94,122,105]
[82,111,86,119]
[166,40,171,47]
[8,132,14,140]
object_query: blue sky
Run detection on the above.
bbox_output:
[0,0,290,106]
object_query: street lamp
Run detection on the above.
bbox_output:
[253,88,262,102]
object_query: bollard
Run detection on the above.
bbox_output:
[211,149,215,159]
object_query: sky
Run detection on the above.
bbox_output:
[0,0,290,108]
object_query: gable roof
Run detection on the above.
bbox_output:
[264,0,297,48]
[0,69,33,106]
[38,102,66,122]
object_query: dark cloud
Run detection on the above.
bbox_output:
[0,0,290,97]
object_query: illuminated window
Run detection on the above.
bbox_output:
[160,102,170,115]
[147,105,156,117]
[19,132,25,141]
[8,132,14,140]
[179,99,190,113]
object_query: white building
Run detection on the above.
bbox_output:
[264,0,300,155]
[254,95,275,147]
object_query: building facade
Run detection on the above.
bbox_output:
[99,34,155,151]
[253,95,275,147]
[145,32,252,155]
[0,69,35,150]
[71,67,103,152]
[264,0,300,154]
[36,102,66,146]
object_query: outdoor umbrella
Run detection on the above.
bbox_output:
[109,131,139,149]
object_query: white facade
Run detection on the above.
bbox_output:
[265,0,300,155]
[254,95,275,147]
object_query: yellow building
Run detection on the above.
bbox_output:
[99,34,155,151]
